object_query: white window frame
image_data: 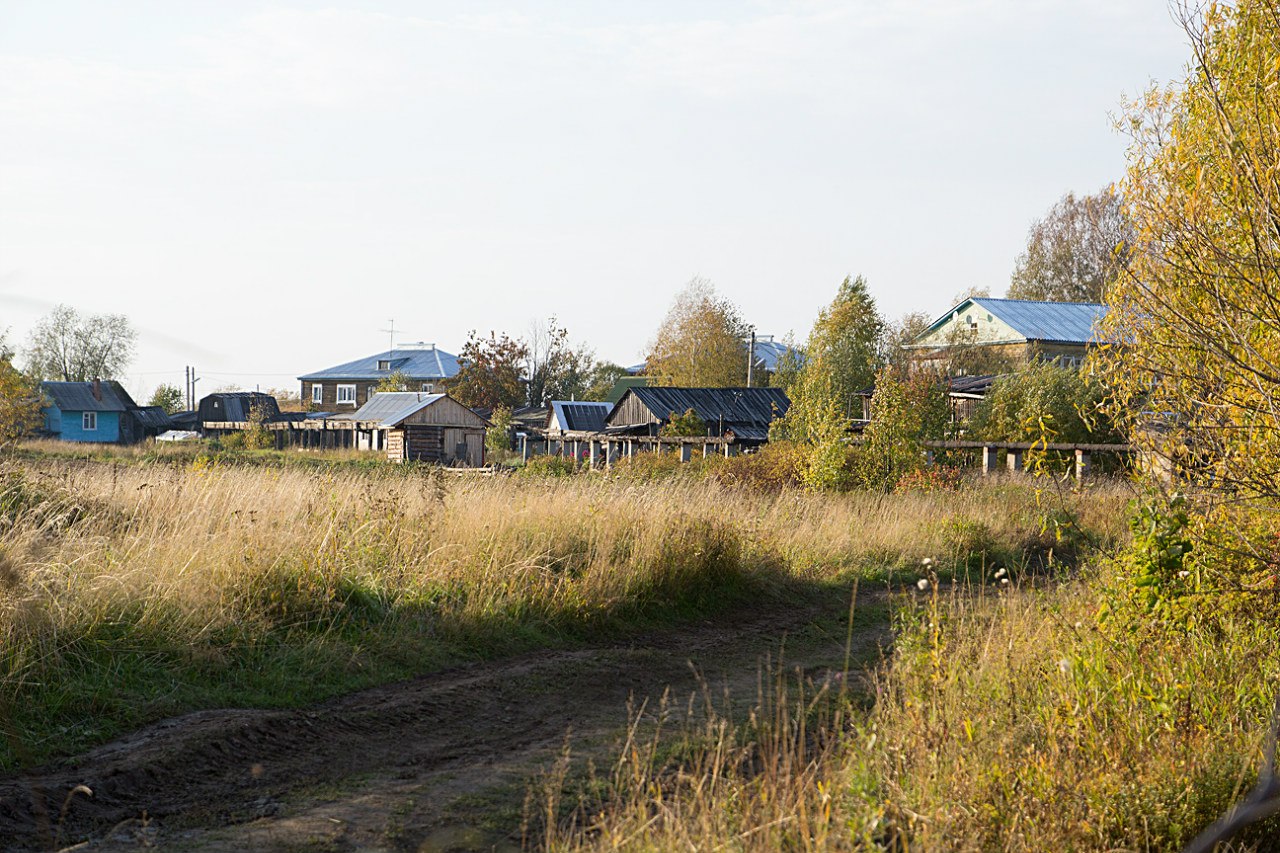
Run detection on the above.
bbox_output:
[311,384,324,404]
[82,411,97,431]
[421,382,434,392]
[336,384,357,405]
[377,360,391,370]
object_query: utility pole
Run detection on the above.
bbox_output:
[746,328,756,387]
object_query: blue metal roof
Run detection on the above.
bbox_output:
[299,346,460,382]
[752,339,803,372]
[925,298,1110,345]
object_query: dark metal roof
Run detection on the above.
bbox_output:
[197,393,281,424]
[612,387,790,436]
[299,346,460,382]
[130,406,174,429]
[350,392,446,427]
[948,374,1002,397]
[548,401,611,433]
[41,381,136,413]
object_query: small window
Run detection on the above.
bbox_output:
[82,411,97,431]
[377,360,391,371]
[421,383,434,392]
[336,385,357,405]
[311,384,323,404]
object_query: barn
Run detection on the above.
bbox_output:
[605,387,790,446]
[351,392,488,465]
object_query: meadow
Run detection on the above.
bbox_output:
[6,448,1272,850]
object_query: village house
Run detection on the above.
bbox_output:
[40,380,172,444]
[605,387,790,447]
[347,392,488,465]
[545,401,612,438]
[298,343,460,410]
[905,298,1110,374]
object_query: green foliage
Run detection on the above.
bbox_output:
[526,318,598,406]
[519,454,581,477]
[375,370,411,392]
[0,356,42,446]
[486,406,514,460]
[969,361,1116,445]
[242,402,274,450]
[146,383,185,414]
[768,333,805,393]
[645,278,749,387]
[852,370,950,492]
[582,362,629,402]
[660,408,707,437]
[1105,495,1196,622]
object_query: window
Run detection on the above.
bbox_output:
[311,384,323,404]
[421,383,434,392]
[82,411,97,431]
[377,360,391,370]
[369,385,378,399]
[336,384,356,405]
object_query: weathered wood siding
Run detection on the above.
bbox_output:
[607,393,661,431]
[400,396,487,428]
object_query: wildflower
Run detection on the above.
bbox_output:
[1074,621,1083,629]
[1057,658,1071,674]
[917,578,930,591]
[1000,577,1010,586]
[921,557,934,568]
[1178,570,1190,578]
[994,568,1007,579]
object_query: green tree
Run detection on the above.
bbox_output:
[853,369,950,492]
[445,331,529,410]
[582,362,629,402]
[147,383,185,414]
[526,318,597,406]
[769,333,805,394]
[376,370,411,392]
[645,278,749,387]
[660,408,707,437]
[1007,188,1134,303]
[24,305,136,381]
[1097,0,1280,589]
[0,353,42,447]
[486,406,514,461]
[968,361,1115,445]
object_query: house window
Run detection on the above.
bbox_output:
[421,383,434,392]
[336,385,357,405]
[82,412,97,431]
[377,360,391,370]
[369,385,378,399]
[311,384,323,404]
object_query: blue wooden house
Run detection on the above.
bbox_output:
[41,380,169,443]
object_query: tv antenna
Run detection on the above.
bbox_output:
[380,319,395,356]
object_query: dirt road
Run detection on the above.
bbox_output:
[0,586,890,852]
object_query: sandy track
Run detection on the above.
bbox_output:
[0,588,888,852]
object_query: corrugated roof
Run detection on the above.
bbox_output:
[548,401,611,433]
[613,387,790,436]
[299,346,460,381]
[41,381,136,413]
[921,298,1109,345]
[130,406,174,429]
[350,392,446,427]
[198,392,281,424]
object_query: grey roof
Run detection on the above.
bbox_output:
[923,298,1109,345]
[548,401,611,433]
[130,406,174,429]
[349,392,446,427]
[299,346,460,382]
[41,381,136,413]
[611,387,790,437]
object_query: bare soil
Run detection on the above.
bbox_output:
[0,586,890,852]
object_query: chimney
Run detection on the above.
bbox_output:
[92,378,102,401]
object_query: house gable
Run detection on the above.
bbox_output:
[909,299,1026,349]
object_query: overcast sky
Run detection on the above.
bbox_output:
[1,1,1190,399]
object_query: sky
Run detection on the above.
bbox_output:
[0,1,1191,401]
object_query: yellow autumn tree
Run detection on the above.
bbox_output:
[645,278,749,387]
[0,342,42,447]
[1098,0,1280,585]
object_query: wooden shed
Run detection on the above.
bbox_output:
[350,392,489,465]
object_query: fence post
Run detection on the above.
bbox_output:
[982,446,997,476]
[1007,449,1023,473]
[680,444,692,462]
[1075,448,1091,480]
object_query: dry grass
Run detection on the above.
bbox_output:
[542,575,1280,852]
[0,454,1128,769]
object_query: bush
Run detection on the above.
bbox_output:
[519,455,581,477]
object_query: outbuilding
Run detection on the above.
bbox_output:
[350,392,488,465]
